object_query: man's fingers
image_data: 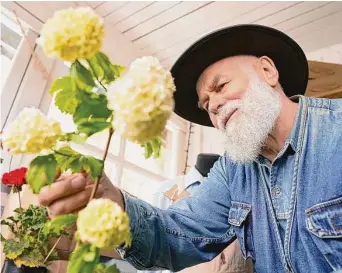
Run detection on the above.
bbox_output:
[39,174,87,207]
[47,184,104,218]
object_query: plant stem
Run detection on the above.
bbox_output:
[53,150,72,157]
[89,127,114,200]
[43,236,62,264]
[17,187,22,211]
[87,59,108,92]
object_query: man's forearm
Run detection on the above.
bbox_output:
[116,192,234,272]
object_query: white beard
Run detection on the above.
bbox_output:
[218,76,281,163]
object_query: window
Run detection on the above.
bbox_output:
[1,8,24,85]
[48,66,189,197]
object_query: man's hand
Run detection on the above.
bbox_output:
[38,172,125,218]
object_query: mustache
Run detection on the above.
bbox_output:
[217,100,242,130]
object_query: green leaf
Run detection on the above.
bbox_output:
[60,132,88,144]
[3,239,25,259]
[151,137,162,158]
[27,154,58,194]
[88,54,105,82]
[73,91,112,136]
[76,121,112,136]
[43,214,77,237]
[49,76,74,95]
[14,249,45,268]
[55,88,79,115]
[67,244,100,273]
[111,64,125,79]
[94,263,120,273]
[80,156,104,179]
[71,61,96,91]
[55,146,104,180]
[143,142,153,159]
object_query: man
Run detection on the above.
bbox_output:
[137,153,253,273]
[39,25,342,273]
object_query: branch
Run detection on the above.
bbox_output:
[89,127,114,200]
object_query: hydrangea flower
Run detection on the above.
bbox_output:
[77,199,131,249]
[107,56,175,144]
[2,107,62,154]
[38,7,104,62]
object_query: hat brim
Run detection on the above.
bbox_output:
[171,24,308,127]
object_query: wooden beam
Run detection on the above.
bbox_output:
[306,60,342,98]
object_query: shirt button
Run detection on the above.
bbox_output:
[273,187,281,196]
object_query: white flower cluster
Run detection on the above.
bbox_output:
[107,56,175,144]
[2,107,62,154]
[77,199,131,249]
[38,7,104,62]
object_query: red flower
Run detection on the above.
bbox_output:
[2,167,28,186]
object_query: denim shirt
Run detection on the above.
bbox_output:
[117,96,342,273]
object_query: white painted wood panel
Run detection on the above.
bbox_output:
[105,1,154,26]
[15,1,75,22]
[125,1,212,43]
[144,1,268,56]
[275,1,342,32]
[256,1,328,26]
[287,10,342,38]
[155,1,299,64]
[94,1,128,17]
[116,1,181,33]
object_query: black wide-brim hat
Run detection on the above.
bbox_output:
[171,24,309,127]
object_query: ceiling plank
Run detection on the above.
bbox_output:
[256,1,328,26]
[94,1,128,17]
[154,1,299,65]
[105,1,154,26]
[275,1,342,32]
[143,1,268,56]
[124,1,212,43]
[116,1,181,33]
[15,1,75,22]
[287,10,342,39]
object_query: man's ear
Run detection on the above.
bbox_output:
[256,56,279,88]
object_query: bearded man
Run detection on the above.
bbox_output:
[38,25,342,273]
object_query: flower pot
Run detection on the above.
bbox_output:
[2,260,48,273]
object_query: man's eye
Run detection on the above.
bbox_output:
[217,82,229,92]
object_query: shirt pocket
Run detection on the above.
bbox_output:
[228,201,255,260]
[305,196,342,271]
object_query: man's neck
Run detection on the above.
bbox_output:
[261,98,299,162]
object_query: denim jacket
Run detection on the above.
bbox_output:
[118,96,342,273]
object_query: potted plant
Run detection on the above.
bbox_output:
[1,6,175,273]
[1,168,76,273]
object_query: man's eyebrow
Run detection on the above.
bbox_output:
[197,74,222,110]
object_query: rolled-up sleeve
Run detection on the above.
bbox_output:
[117,157,235,272]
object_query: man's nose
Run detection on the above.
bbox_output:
[208,98,224,116]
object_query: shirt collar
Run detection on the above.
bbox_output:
[183,166,204,189]
[256,95,305,165]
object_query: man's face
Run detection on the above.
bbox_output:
[197,56,281,163]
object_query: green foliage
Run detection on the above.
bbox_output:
[142,137,163,159]
[67,244,100,273]
[71,61,96,91]
[26,154,57,194]
[14,249,45,268]
[73,90,112,136]
[55,146,104,179]
[3,239,27,259]
[88,52,125,85]
[94,263,120,273]
[43,214,77,237]
[49,76,74,95]
[0,204,72,268]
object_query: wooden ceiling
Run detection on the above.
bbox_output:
[9,1,342,70]
[74,1,342,69]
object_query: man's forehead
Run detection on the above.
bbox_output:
[196,55,257,91]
